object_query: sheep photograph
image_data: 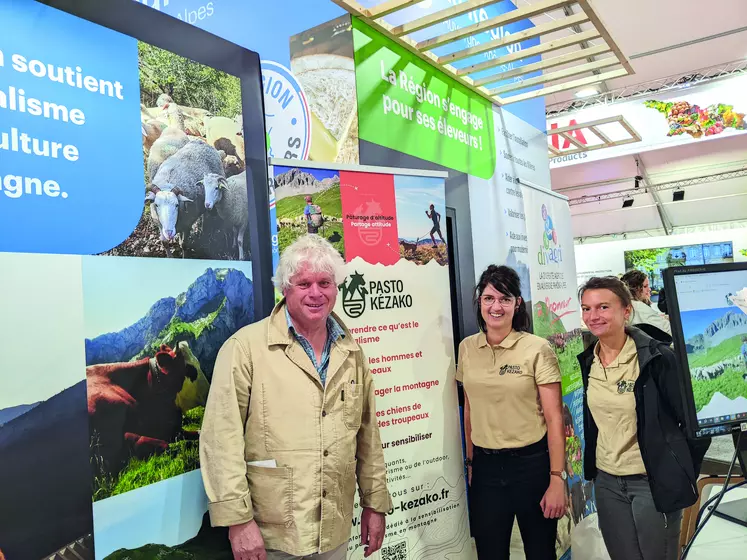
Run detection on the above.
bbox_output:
[273,165,345,258]
[100,41,251,261]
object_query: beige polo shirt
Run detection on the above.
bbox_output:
[456,330,561,449]
[587,336,646,476]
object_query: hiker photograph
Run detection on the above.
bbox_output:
[273,166,345,258]
[394,175,448,266]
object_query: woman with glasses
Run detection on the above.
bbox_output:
[456,265,567,560]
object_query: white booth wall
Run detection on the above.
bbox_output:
[574,226,747,288]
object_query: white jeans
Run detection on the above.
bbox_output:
[266,543,347,560]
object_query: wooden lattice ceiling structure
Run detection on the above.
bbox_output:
[547,115,641,158]
[331,0,634,105]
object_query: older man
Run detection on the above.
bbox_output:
[200,234,392,560]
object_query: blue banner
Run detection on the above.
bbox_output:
[0,1,143,254]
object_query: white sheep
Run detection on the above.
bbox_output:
[205,116,245,163]
[147,103,189,181]
[147,140,224,257]
[201,171,249,260]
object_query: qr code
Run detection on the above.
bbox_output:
[381,541,407,560]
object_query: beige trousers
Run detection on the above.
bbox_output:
[266,543,347,560]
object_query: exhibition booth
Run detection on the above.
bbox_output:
[0,1,746,560]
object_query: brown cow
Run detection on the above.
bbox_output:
[87,342,198,473]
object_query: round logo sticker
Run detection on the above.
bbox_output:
[260,60,312,161]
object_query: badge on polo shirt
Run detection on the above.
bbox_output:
[499,364,523,376]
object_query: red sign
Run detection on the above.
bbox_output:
[550,120,587,150]
[340,171,400,265]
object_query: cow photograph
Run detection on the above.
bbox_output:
[81,256,254,500]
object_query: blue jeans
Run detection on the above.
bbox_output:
[595,470,682,560]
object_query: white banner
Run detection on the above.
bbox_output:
[548,74,747,168]
[468,106,551,306]
[337,258,472,560]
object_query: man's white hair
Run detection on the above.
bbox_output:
[273,234,346,291]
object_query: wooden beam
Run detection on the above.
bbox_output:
[458,29,601,77]
[547,115,626,135]
[618,117,642,141]
[437,11,589,64]
[391,0,503,36]
[588,125,611,143]
[553,137,640,156]
[489,57,620,95]
[548,145,562,156]
[368,0,422,19]
[474,43,610,86]
[561,132,586,149]
[576,0,634,75]
[330,0,368,14]
[329,0,502,106]
[416,0,577,51]
[496,68,628,104]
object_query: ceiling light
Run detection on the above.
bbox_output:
[622,197,634,208]
[673,189,685,202]
[575,87,598,98]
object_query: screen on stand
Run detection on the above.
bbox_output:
[673,268,747,431]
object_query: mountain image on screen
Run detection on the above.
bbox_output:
[683,302,747,417]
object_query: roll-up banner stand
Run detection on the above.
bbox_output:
[518,178,597,558]
[269,158,474,559]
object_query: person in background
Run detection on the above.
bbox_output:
[656,286,668,315]
[304,195,323,234]
[621,270,671,335]
[200,234,391,560]
[457,265,567,560]
[577,276,710,560]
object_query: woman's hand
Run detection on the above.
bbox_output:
[467,464,472,486]
[540,477,567,519]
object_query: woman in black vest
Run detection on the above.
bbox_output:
[577,276,709,560]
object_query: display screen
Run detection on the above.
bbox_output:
[674,268,747,429]
[625,242,734,299]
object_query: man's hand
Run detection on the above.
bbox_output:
[228,520,266,560]
[360,508,386,558]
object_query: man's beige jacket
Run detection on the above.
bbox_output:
[199,301,392,556]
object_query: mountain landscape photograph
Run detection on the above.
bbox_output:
[682,305,747,416]
[0,253,94,560]
[81,256,254,501]
[273,166,344,256]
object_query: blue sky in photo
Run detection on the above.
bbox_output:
[394,174,446,241]
[93,470,207,559]
[81,256,252,339]
[680,306,741,341]
[274,165,340,183]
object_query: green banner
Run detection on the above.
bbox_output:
[352,18,496,179]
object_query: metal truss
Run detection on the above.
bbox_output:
[568,168,747,207]
[547,59,747,117]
